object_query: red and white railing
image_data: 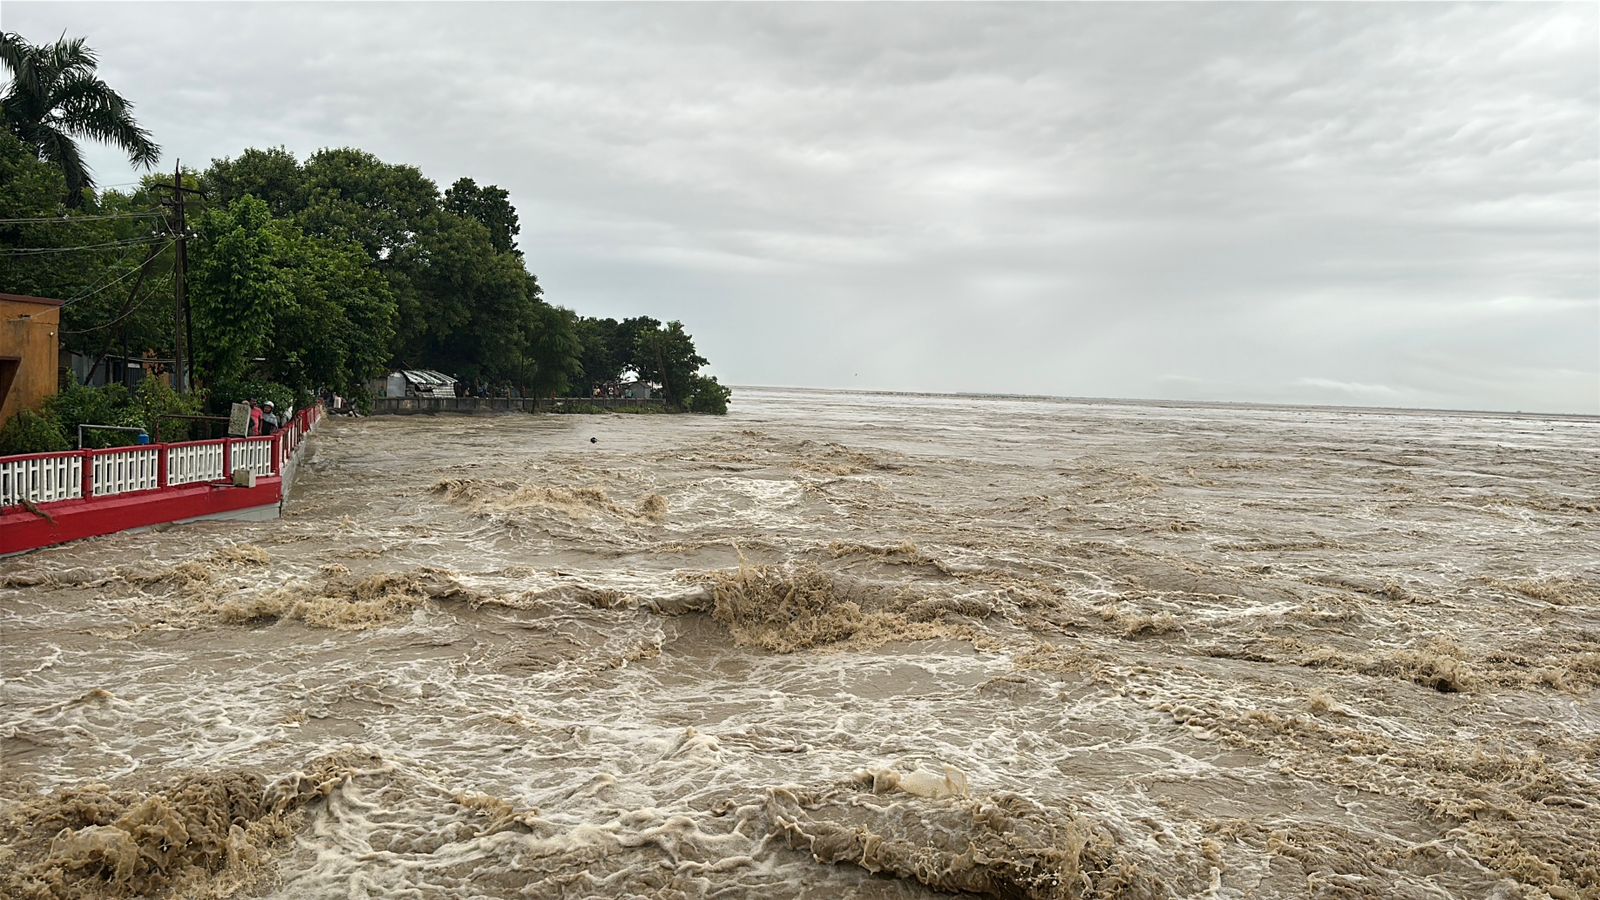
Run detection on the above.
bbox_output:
[0,452,84,506]
[231,436,276,477]
[90,446,163,496]
[0,405,323,510]
[166,440,226,486]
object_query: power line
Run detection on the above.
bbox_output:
[0,211,164,224]
[60,251,175,335]
[0,235,170,256]
[60,270,171,334]
[59,240,177,308]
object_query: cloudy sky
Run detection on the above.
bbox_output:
[9,2,1598,413]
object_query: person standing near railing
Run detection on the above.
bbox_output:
[261,401,280,435]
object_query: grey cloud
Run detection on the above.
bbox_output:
[9,1,1596,412]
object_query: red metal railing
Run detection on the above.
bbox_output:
[0,406,323,510]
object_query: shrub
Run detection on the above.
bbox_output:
[45,383,144,448]
[0,380,212,454]
[135,377,204,442]
[0,409,69,455]
[684,375,731,415]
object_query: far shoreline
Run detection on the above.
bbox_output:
[730,384,1600,423]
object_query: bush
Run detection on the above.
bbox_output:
[684,375,731,415]
[135,377,204,442]
[45,383,144,448]
[0,380,212,455]
[0,408,69,455]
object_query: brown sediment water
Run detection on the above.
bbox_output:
[1,387,1597,898]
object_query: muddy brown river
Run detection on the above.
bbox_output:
[2,387,1597,899]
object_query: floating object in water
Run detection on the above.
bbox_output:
[590,437,598,444]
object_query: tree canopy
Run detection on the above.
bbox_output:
[2,30,730,458]
[1,32,159,206]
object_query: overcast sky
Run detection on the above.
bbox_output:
[9,2,1598,413]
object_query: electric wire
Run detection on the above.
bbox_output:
[60,256,175,335]
[58,239,177,309]
[0,234,170,256]
[0,211,163,224]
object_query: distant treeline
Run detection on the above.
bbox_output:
[2,139,729,417]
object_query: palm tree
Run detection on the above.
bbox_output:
[1,32,160,206]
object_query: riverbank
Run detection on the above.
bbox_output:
[368,397,669,415]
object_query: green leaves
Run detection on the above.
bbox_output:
[1,31,159,205]
[685,375,731,415]
[633,320,708,408]
[299,148,437,260]
[190,197,287,386]
[443,178,520,255]
[188,196,396,402]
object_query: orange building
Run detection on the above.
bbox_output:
[0,292,64,424]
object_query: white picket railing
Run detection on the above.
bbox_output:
[90,447,162,497]
[231,437,275,476]
[2,405,324,512]
[0,453,83,507]
[166,442,226,486]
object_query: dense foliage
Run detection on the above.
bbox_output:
[0,378,203,453]
[1,31,730,455]
[0,31,160,205]
[569,315,727,412]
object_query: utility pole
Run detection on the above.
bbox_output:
[162,160,202,392]
[116,242,165,388]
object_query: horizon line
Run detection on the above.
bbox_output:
[726,383,1600,421]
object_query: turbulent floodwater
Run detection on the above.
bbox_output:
[2,388,1598,900]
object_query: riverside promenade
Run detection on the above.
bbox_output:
[0,406,323,556]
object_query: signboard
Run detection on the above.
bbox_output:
[227,402,251,437]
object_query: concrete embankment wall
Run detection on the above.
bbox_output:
[370,397,666,414]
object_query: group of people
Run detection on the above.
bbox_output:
[318,389,361,417]
[245,400,285,436]
[453,380,515,399]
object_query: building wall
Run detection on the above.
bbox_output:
[0,297,62,424]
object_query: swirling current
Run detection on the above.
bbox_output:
[2,387,1597,899]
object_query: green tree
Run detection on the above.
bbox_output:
[59,183,181,369]
[207,146,304,218]
[0,128,77,292]
[188,197,288,387]
[572,316,621,394]
[633,320,706,408]
[443,177,520,255]
[523,303,584,398]
[189,196,397,401]
[0,132,176,371]
[684,374,731,415]
[271,228,396,396]
[387,208,542,379]
[0,32,159,206]
[299,148,437,260]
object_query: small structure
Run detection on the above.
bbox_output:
[371,369,458,399]
[0,293,64,424]
[61,350,176,389]
[618,380,655,400]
